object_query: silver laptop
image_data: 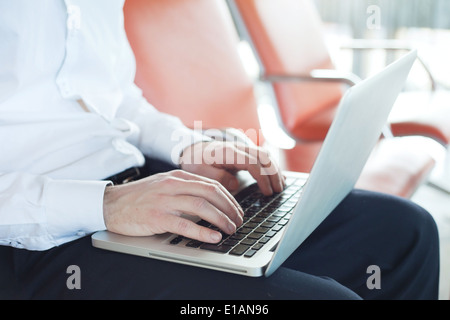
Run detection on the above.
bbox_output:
[92,50,417,277]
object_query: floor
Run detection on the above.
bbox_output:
[413,184,450,300]
[410,144,450,300]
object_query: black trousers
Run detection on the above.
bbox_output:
[0,159,440,300]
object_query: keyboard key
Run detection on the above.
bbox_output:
[285,200,297,207]
[272,210,287,217]
[278,205,292,212]
[230,233,246,241]
[182,177,300,257]
[197,219,211,227]
[252,243,264,250]
[244,249,257,258]
[266,216,282,223]
[283,188,297,195]
[170,236,184,245]
[245,222,260,229]
[279,194,292,201]
[265,230,277,238]
[186,240,203,248]
[240,199,254,209]
[247,232,264,240]
[244,207,260,218]
[256,210,272,218]
[235,183,259,202]
[200,243,233,253]
[241,238,257,246]
[223,239,239,247]
[252,199,264,208]
[265,203,280,211]
[261,221,276,228]
[272,224,284,232]
[230,244,251,256]
[237,227,253,235]
[258,236,270,244]
[250,217,265,223]
[254,226,270,234]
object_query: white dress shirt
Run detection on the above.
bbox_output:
[0,0,206,250]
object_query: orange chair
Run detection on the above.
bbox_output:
[342,40,450,146]
[228,0,436,196]
[123,0,434,198]
[231,0,347,144]
[124,0,262,145]
[230,0,446,161]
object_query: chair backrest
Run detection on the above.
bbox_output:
[232,0,344,140]
[124,0,262,144]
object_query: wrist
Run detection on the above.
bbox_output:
[179,141,210,169]
[102,184,117,231]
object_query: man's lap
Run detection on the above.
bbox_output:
[0,188,439,300]
[0,158,440,299]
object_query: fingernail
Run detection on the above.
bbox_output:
[234,216,243,229]
[228,222,236,234]
[211,232,222,243]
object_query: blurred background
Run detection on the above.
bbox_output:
[235,0,450,299]
[316,0,450,299]
[315,0,450,87]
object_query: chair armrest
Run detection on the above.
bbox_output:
[261,69,361,87]
[340,39,438,91]
[261,68,395,141]
[340,38,414,51]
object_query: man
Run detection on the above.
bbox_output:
[0,0,439,300]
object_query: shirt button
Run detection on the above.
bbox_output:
[67,4,81,31]
[57,79,71,96]
[9,241,23,248]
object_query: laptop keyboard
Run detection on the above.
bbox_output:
[169,177,304,258]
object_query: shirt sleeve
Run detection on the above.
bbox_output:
[0,172,108,251]
[113,21,211,166]
[115,84,211,166]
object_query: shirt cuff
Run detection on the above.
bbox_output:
[44,179,109,245]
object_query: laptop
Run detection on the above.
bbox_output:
[92,50,417,277]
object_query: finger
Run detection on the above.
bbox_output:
[234,144,285,192]
[188,164,240,192]
[183,141,281,195]
[256,148,285,193]
[169,195,238,235]
[210,145,275,195]
[162,213,223,244]
[170,170,244,220]
[159,171,244,225]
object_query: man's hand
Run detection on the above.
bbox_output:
[103,170,244,243]
[103,140,284,244]
[180,141,285,195]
